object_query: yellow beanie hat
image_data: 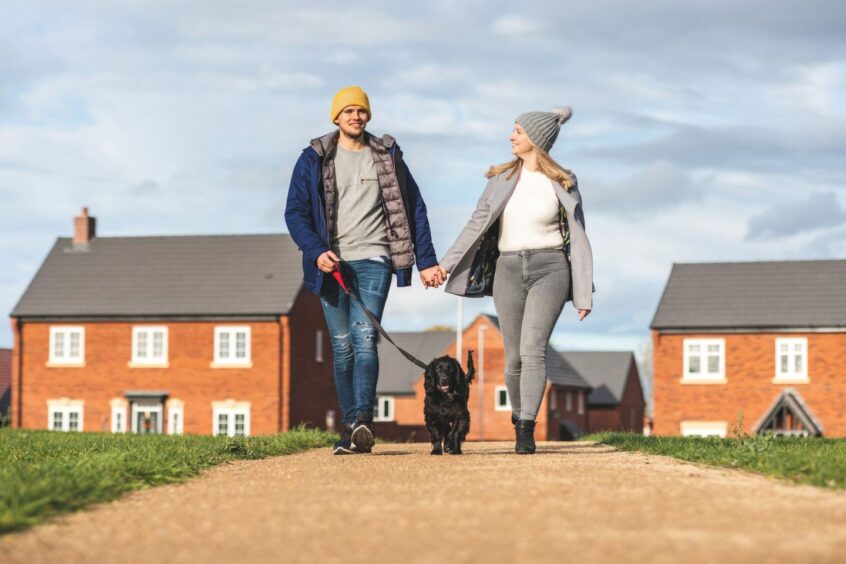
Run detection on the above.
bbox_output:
[330,86,371,124]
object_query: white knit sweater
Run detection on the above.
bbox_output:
[497,169,564,252]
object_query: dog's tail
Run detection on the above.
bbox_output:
[465,350,476,384]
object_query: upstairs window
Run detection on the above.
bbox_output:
[682,339,725,383]
[132,326,168,365]
[214,327,251,366]
[49,326,85,365]
[774,338,808,382]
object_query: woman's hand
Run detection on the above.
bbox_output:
[420,265,446,288]
[316,251,340,273]
[578,309,591,321]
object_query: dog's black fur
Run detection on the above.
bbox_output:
[423,350,475,455]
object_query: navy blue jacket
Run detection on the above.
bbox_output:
[284,137,438,295]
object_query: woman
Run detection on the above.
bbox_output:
[438,107,594,454]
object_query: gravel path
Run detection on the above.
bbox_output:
[3,441,846,563]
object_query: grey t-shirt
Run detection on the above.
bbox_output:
[331,145,390,260]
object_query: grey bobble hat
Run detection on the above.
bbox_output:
[515,106,573,152]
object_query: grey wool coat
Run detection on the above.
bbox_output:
[440,170,594,310]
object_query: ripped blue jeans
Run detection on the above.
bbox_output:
[319,257,392,425]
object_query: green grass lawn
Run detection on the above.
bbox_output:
[0,427,336,534]
[587,432,846,489]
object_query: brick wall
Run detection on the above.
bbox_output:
[652,331,846,437]
[287,290,338,432]
[14,320,283,435]
[0,347,11,416]
[587,363,646,434]
[547,386,590,439]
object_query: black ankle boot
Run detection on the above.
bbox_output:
[511,414,519,440]
[515,419,536,454]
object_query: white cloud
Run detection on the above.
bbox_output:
[491,16,538,36]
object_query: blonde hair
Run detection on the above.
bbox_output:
[485,144,575,191]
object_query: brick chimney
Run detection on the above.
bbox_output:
[73,207,96,246]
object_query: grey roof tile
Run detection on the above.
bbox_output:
[558,351,636,406]
[11,234,304,317]
[651,260,846,330]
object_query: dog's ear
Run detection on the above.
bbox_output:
[465,350,475,384]
[423,361,437,395]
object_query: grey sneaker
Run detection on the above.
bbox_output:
[350,410,375,451]
[333,426,355,455]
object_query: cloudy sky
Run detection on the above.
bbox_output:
[2,1,845,363]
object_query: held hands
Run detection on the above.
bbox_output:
[420,265,448,289]
[316,250,340,273]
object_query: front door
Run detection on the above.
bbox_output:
[131,401,163,434]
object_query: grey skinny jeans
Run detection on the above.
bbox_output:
[492,249,570,421]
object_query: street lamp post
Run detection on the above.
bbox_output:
[477,324,488,440]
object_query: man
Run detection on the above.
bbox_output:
[285,86,444,455]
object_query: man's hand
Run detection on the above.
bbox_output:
[578,309,591,321]
[420,265,446,289]
[316,250,340,273]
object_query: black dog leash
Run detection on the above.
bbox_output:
[331,265,429,371]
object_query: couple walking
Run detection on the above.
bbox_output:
[284,86,594,455]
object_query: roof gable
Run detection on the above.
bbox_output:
[11,234,304,318]
[651,260,846,330]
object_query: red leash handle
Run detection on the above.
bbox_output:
[331,268,349,294]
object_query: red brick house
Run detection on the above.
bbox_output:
[9,208,336,436]
[560,351,645,434]
[651,260,846,437]
[0,347,11,418]
[373,314,621,442]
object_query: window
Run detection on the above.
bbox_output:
[682,339,726,383]
[111,403,127,433]
[213,327,251,366]
[565,391,573,412]
[49,326,85,365]
[132,326,168,365]
[316,330,324,363]
[494,386,511,411]
[47,399,84,432]
[372,396,395,422]
[168,401,184,435]
[774,338,808,382]
[680,421,727,438]
[213,402,250,437]
[578,392,585,415]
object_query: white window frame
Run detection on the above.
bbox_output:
[110,401,127,433]
[213,403,251,437]
[213,326,252,367]
[168,402,184,435]
[47,399,84,432]
[494,386,511,411]
[373,396,395,422]
[315,330,324,363]
[774,337,809,383]
[48,326,85,365]
[682,338,726,384]
[578,391,585,415]
[131,326,169,366]
[680,421,727,438]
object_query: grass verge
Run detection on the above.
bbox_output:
[587,432,846,490]
[0,426,335,534]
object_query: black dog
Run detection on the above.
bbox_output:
[424,350,475,455]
